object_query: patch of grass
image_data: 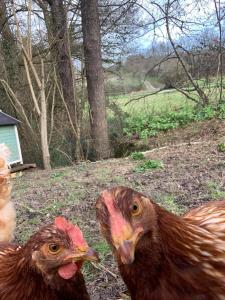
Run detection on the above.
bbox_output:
[50,169,76,182]
[17,225,35,243]
[83,240,111,281]
[94,167,112,183]
[93,240,111,260]
[65,191,83,204]
[40,199,65,215]
[134,159,164,173]
[112,175,127,185]
[130,151,145,160]
[12,180,31,193]
[206,182,225,199]
[38,190,83,216]
[82,261,96,281]
[50,171,65,179]
[217,142,225,152]
[156,194,182,214]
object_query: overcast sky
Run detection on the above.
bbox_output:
[129,0,218,52]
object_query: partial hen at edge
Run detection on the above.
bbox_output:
[0,145,16,242]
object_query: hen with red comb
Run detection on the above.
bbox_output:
[0,216,99,300]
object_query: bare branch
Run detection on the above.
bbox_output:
[125,88,166,106]
[0,79,34,131]
[165,0,209,105]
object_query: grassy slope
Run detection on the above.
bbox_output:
[110,89,191,116]
[109,76,225,116]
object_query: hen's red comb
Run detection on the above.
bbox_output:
[54,217,87,248]
[101,190,115,214]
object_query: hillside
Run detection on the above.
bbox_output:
[11,127,225,299]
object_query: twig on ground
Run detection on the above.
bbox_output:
[91,262,118,279]
[142,141,211,154]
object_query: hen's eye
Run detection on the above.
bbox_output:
[48,244,62,254]
[132,202,141,216]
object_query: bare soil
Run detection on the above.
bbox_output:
[12,120,225,299]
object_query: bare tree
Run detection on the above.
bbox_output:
[42,0,82,160]
[81,0,111,159]
[0,1,51,170]
[14,2,51,170]
[213,0,224,103]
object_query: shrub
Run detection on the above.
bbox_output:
[134,159,164,172]
[194,105,216,120]
[218,103,225,119]
[130,151,145,160]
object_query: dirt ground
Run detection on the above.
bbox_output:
[12,121,225,299]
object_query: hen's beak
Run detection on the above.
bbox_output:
[65,247,99,263]
[113,226,143,265]
[117,240,135,264]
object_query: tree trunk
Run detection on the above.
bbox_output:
[40,60,51,170]
[44,0,82,160]
[81,0,111,159]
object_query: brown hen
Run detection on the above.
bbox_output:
[0,216,98,300]
[96,186,225,300]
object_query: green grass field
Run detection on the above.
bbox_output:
[108,84,225,139]
[108,76,225,117]
[111,90,191,115]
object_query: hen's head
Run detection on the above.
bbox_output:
[27,217,99,280]
[96,186,157,265]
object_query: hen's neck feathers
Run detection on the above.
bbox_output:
[119,203,225,300]
[0,245,46,300]
[157,204,225,261]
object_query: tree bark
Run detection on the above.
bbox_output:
[44,0,82,160]
[81,0,111,159]
[40,60,51,170]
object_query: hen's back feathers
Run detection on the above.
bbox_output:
[184,201,225,233]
